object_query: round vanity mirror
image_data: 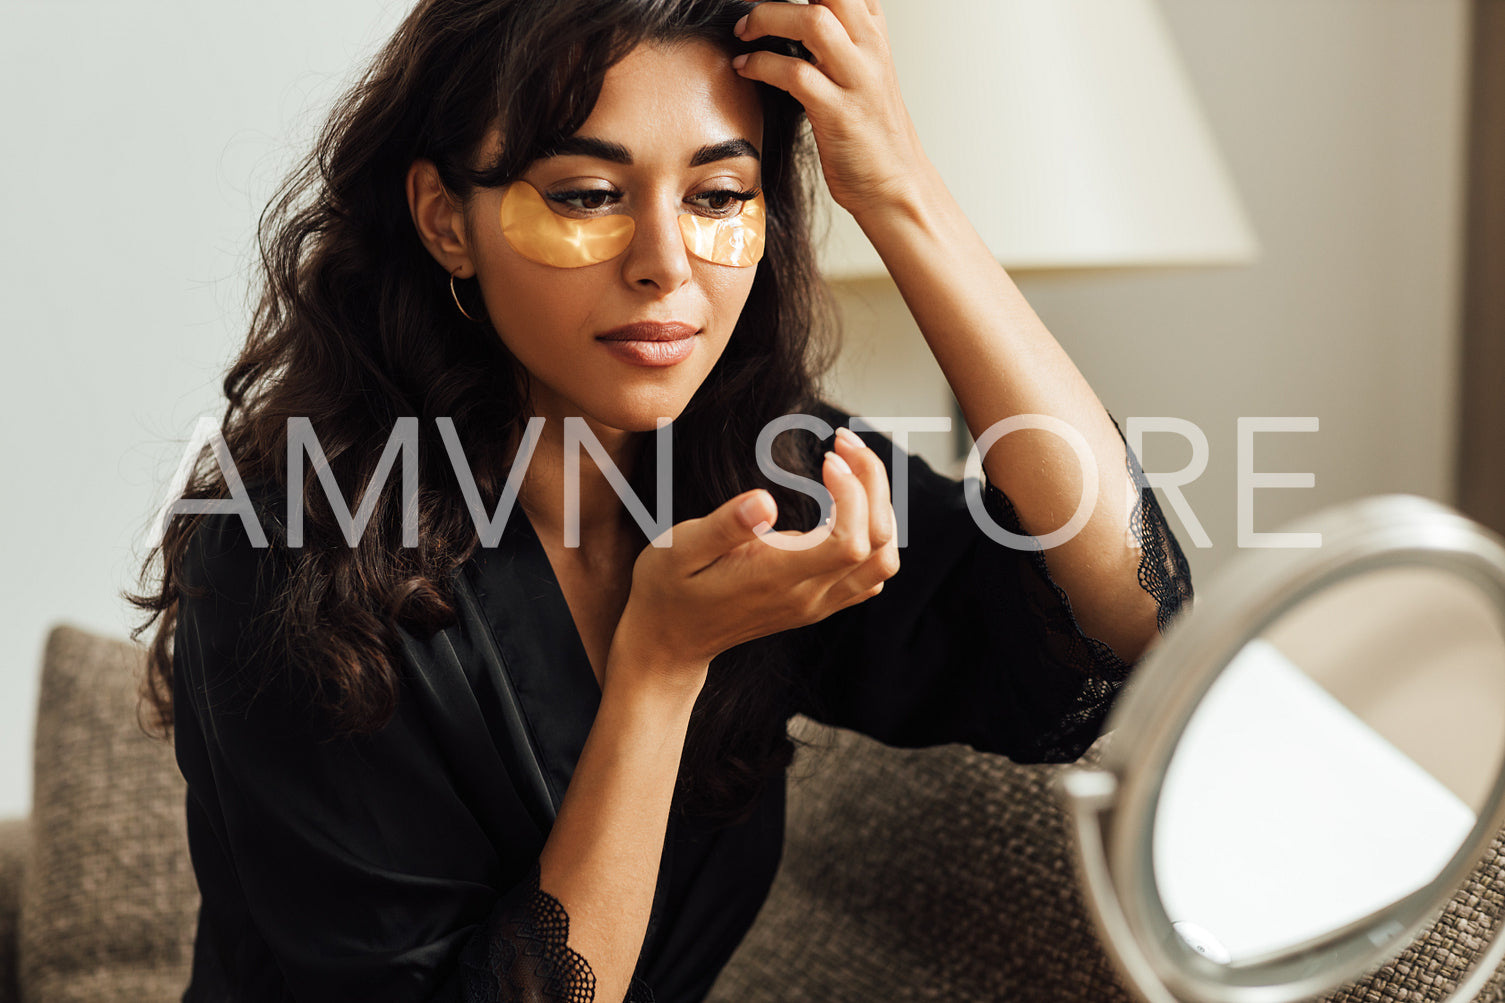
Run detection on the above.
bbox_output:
[1061,495,1505,1003]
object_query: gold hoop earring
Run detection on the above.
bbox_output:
[450,271,479,323]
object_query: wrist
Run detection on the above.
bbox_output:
[845,157,945,232]
[601,636,709,709]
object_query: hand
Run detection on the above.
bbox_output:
[732,0,929,217]
[608,427,900,692]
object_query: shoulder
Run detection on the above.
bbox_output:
[175,480,300,711]
[178,478,292,608]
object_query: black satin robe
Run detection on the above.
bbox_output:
[173,403,1192,1002]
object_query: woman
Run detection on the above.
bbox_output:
[128,0,1192,1000]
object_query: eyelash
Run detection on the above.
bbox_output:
[547,186,760,218]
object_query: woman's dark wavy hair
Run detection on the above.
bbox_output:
[125,0,841,825]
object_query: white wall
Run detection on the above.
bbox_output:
[0,0,1472,820]
[0,1,411,820]
[825,0,1471,593]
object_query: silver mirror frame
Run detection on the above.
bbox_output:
[1060,494,1505,1003]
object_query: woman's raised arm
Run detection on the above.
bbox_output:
[734,0,1167,664]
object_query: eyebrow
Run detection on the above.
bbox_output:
[541,135,760,166]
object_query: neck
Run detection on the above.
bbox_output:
[511,416,646,558]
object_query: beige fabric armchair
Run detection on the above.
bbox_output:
[2,623,1503,1002]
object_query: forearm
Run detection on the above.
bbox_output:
[852,161,1160,663]
[536,650,704,1003]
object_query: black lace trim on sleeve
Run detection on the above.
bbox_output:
[978,412,1194,760]
[1116,415,1195,633]
[457,861,656,1003]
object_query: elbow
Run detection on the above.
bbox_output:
[1110,590,1165,665]
[1075,580,1163,666]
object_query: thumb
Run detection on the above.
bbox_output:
[686,489,775,560]
[734,489,776,533]
[662,489,776,569]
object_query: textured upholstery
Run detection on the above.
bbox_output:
[3,622,1505,1002]
[0,817,26,1003]
[708,718,1505,1003]
[706,719,1136,1003]
[16,623,197,1002]
[1323,831,1505,1003]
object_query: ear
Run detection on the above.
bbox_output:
[406,159,475,278]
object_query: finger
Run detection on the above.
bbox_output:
[747,447,867,560]
[738,0,866,77]
[737,0,865,48]
[815,447,871,569]
[672,488,777,570]
[809,0,881,40]
[831,577,885,612]
[746,511,835,552]
[732,50,844,109]
[832,426,894,549]
[831,528,902,602]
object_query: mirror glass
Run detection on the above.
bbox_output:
[1151,564,1505,966]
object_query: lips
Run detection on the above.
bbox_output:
[596,321,698,343]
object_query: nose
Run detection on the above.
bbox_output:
[621,200,692,293]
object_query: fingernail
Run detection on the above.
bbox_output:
[825,450,853,476]
[835,426,864,449]
[733,14,748,36]
[738,493,767,529]
[732,53,748,70]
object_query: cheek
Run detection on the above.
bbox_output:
[479,263,595,338]
[701,266,759,330]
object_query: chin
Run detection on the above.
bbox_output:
[582,391,696,436]
[615,401,693,433]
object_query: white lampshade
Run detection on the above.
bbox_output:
[817,0,1259,278]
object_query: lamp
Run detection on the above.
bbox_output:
[816,0,1259,278]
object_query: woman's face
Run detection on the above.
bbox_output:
[463,40,765,435]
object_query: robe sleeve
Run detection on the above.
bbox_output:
[788,401,1194,762]
[173,510,656,1003]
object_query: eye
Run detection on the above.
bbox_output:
[542,185,760,217]
[687,187,760,218]
[546,188,624,213]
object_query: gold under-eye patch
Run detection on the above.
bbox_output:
[498,181,766,268]
[678,192,766,268]
[499,181,635,268]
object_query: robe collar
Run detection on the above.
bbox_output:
[460,505,602,822]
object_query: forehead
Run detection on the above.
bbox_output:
[580,39,763,156]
